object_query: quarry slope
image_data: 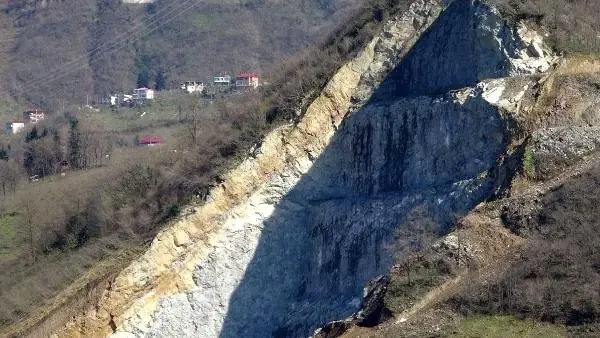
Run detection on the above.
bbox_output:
[333,134,600,338]
[43,1,561,337]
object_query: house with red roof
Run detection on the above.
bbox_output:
[235,73,260,89]
[138,136,165,147]
[22,107,45,124]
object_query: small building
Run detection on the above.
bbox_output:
[213,75,232,86]
[103,94,120,106]
[235,73,260,89]
[123,94,134,104]
[5,122,25,134]
[100,94,122,106]
[23,108,46,124]
[138,136,165,146]
[134,88,155,102]
[181,81,205,94]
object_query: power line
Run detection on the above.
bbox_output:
[0,0,203,100]
[8,0,199,96]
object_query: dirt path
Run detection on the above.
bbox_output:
[394,273,464,324]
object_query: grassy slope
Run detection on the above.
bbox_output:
[449,316,565,338]
[0,214,18,261]
[0,88,209,329]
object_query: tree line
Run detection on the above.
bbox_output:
[0,116,111,190]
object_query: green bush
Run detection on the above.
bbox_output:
[522,147,536,179]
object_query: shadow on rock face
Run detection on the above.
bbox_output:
[218,93,513,337]
[146,1,529,337]
[374,0,526,100]
[217,1,527,336]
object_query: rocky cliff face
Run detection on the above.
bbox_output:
[55,1,557,337]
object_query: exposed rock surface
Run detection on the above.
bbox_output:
[313,275,391,338]
[528,126,600,179]
[374,0,555,100]
[55,1,558,338]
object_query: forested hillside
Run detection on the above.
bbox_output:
[0,0,360,109]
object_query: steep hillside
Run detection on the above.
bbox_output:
[317,28,600,338]
[0,0,360,109]
[331,127,600,337]
[36,0,570,337]
[5,0,600,337]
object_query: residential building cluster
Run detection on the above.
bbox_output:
[211,73,260,90]
[180,72,261,95]
[3,72,262,136]
[107,87,156,107]
[105,72,261,107]
[5,107,46,135]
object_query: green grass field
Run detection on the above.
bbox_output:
[0,214,19,260]
[81,90,215,133]
[449,315,566,338]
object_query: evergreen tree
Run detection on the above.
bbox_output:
[68,119,82,169]
[0,146,8,161]
[137,71,150,88]
[25,126,39,143]
[136,55,151,88]
[155,70,166,90]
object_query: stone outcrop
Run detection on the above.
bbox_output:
[374,0,555,100]
[313,275,392,338]
[54,1,558,337]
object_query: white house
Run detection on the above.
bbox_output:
[134,88,155,101]
[123,94,134,104]
[5,122,25,134]
[213,75,232,86]
[110,95,118,106]
[181,81,205,94]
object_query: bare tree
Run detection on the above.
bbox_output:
[0,159,21,196]
[18,192,39,263]
[179,95,202,146]
[69,119,111,170]
[391,205,438,282]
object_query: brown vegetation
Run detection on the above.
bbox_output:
[491,0,600,55]
[0,1,416,328]
[450,165,600,327]
[0,0,362,109]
